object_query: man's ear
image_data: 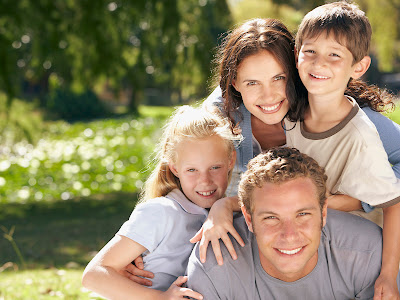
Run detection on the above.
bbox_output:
[169,162,179,178]
[322,201,328,227]
[351,56,371,79]
[229,151,237,170]
[241,205,254,233]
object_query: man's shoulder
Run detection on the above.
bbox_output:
[324,209,382,251]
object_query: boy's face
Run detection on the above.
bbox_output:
[297,33,361,99]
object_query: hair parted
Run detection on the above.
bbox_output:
[214,18,307,124]
[140,104,242,202]
[295,1,395,113]
[296,1,371,64]
[238,147,327,215]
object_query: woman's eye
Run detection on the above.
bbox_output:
[246,81,257,86]
[274,75,286,81]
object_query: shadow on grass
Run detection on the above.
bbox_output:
[0,193,138,270]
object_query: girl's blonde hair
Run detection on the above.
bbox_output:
[140,104,242,201]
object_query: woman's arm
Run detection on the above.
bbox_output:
[82,235,203,300]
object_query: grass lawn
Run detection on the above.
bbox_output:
[0,192,137,299]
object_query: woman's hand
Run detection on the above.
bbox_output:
[160,276,203,300]
[190,196,244,265]
[120,256,154,286]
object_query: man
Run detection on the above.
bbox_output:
[186,147,400,299]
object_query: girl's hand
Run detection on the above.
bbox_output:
[120,256,154,286]
[373,273,400,300]
[190,196,244,265]
[160,276,203,300]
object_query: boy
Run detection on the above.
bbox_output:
[285,2,400,298]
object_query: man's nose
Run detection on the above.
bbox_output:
[280,220,299,240]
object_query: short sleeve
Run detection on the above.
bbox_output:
[117,202,168,253]
[337,142,400,208]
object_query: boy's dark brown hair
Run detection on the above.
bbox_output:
[295,1,395,114]
[295,1,371,64]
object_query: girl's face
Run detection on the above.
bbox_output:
[169,135,235,209]
[233,50,290,125]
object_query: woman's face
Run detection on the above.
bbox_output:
[232,50,290,125]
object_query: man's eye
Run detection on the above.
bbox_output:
[298,212,310,217]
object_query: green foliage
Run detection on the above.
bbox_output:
[0,94,44,146]
[46,89,110,121]
[0,108,170,204]
[0,0,232,114]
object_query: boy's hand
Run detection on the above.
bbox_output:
[190,196,245,265]
[374,274,400,300]
[120,256,154,286]
[160,276,203,300]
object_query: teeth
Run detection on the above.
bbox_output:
[260,102,280,111]
[197,190,216,196]
[278,247,302,255]
[311,74,328,79]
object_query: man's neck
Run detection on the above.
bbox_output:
[304,93,353,133]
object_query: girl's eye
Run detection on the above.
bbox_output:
[211,166,221,170]
[187,168,196,172]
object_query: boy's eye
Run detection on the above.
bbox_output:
[330,53,340,57]
[304,49,315,54]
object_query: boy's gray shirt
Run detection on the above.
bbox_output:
[186,209,399,300]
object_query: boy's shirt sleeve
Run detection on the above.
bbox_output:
[336,137,400,208]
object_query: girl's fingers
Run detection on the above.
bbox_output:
[125,263,154,278]
[199,236,210,263]
[220,234,237,260]
[228,227,245,247]
[211,239,223,265]
[180,287,204,300]
[190,228,203,243]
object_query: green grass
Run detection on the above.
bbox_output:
[0,268,102,299]
[386,102,400,124]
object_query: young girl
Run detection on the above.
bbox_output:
[82,105,239,299]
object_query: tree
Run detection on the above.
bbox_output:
[0,0,232,114]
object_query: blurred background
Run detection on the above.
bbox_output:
[0,0,399,298]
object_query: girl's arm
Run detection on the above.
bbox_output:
[374,202,400,300]
[82,235,203,300]
[190,196,244,265]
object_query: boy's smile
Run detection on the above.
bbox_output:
[297,33,361,100]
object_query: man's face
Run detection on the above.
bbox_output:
[242,177,327,282]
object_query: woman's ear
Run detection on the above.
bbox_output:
[351,56,371,79]
[232,79,239,92]
[169,162,179,178]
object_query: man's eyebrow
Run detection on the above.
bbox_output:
[255,206,318,216]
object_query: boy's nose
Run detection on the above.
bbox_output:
[312,55,326,68]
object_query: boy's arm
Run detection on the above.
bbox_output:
[327,194,362,211]
[374,203,400,300]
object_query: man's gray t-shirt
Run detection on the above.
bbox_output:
[187,209,399,299]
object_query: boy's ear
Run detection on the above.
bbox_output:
[351,56,371,79]
[169,162,179,178]
[294,46,299,68]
